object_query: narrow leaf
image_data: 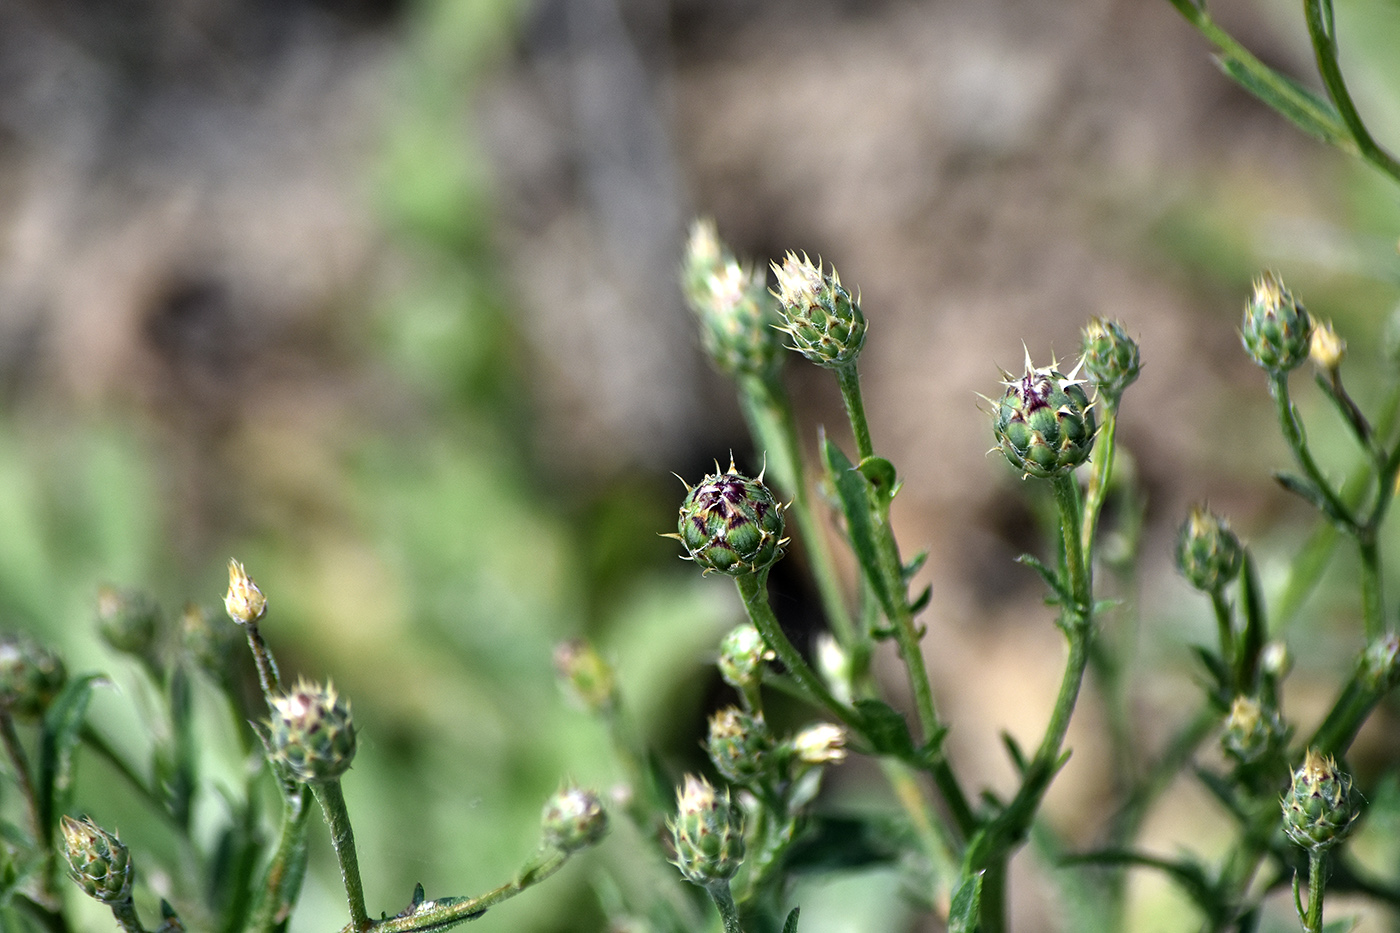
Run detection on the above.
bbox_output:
[823,439,900,620]
[852,698,915,758]
[781,908,801,933]
[38,674,101,835]
[1215,54,1350,147]
[947,872,983,933]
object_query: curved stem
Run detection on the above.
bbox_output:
[1303,0,1400,182]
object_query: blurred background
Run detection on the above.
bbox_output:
[1,0,1399,930]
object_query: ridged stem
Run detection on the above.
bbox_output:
[312,780,369,932]
[834,362,874,462]
[1304,849,1326,933]
[244,621,283,705]
[706,880,745,933]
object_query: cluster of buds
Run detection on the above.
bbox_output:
[62,815,133,905]
[1176,506,1244,594]
[0,634,66,719]
[1282,749,1360,852]
[669,775,745,887]
[770,252,867,369]
[541,785,609,853]
[681,220,784,381]
[672,463,787,577]
[992,352,1097,479]
[266,681,357,783]
[1241,273,1313,373]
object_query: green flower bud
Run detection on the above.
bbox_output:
[181,603,240,679]
[1175,506,1243,593]
[541,785,609,853]
[669,775,745,887]
[1221,695,1285,765]
[717,624,772,693]
[681,219,784,381]
[1282,749,1360,852]
[992,353,1097,479]
[61,815,133,905]
[790,722,848,767]
[0,635,66,719]
[554,639,617,714]
[1242,273,1312,373]
[770,252,866,368]
[267,681,356,783]
[224,559,266,625]
[673,463,786,576]
[1081,318,1141,401]
[706,707,773,786]
[96,586,161,660]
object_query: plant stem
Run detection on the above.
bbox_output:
[1053,475,1090,610]
[0,712,42,851]
[1305,849,1326,933]
[312,780,369,932]
[706,880,745,933]
[251,784,313,933]
[1303,0,1400,182]
[110,898,149,933]
[245,621,283,704]
[834,362,875,462]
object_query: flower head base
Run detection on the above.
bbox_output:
[707,707,773,786]
[1242,273,1312,373]
[267,681,357,783]
[0,635,66,719]
[1081,318,1141,402]
[770,252,866,368]
[224,559,266,625]
[62,815,133,905]
[1282,749,1360,851]
[673,462,786,576]
[992,352,1097,479]
[541,785,609,853]
[669,775,745,886]
[681,219,784,380]
[1175,506,1243,594]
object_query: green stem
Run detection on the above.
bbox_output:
[1210,589,1234,687]
[834,362,875,462]
[312,781,369,932]
[1305,849,1326,933]
[1270,372,1353,527]
[1358,531,1383,640]
[1303,0,1400,183]
[706,880,745,933]
[1080,403,1119,560]
[1053,474,1090,611]
[110,897,149,933]
[251,784,313,933]
[0,712,42,851]
[245,621,283,704]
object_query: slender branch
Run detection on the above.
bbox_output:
[834,362,875,463]
[1303,0,1400,182]
[313,781,369,932]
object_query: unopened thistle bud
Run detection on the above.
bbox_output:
[790,722,848,767]
[1175,506,1243,593]
[1221,695,1284,765]
[0,635,66,719]
[717,624,773,693]
[541,785,609,853]
[672,462,786,576]
[61,815,133,905]
[267,681,356,783]
[224,559,266,625]
[554,639,616,714]
[992,352,1097,479]
[96,586,161,660]
[1282,749,1360,851]
[181,603,239,678]
[1310,320,1346,374]
[706,707,773,786]
[1242,273,1312,373]
[770,252,866,368]
[681,220,783,380]
[1081,318,1141,401]
[669,775,745,886]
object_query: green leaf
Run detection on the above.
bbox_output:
[853,698,915,758]
[781,908,801,933]
[1215,54,1350,147]
[1000,731,1028,775]
[1321,917,1359,933]
[38,673,101,835]
[948,871,983,933]
[823,439,900,621]
[856,457,898,506]
[1064,847,1219,911]
[1274,471,1348,525]
[784,814,908,873]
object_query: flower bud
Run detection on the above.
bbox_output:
[0,635,66,719]
[669,775,745,886]
[770,252,866,368]
[554,639,616,714]
[181,603,240,679]
[1260,641,1292,680]
[717,624,772,693]
[992,353,1097,479]
[541,785,609,853]
[1175,506,1243,593]
[706,707,773,786]
[790,722,848,767]
[1309,320,1346,374]
[1080,318,1141,401]
[96,586,161,660]
[1242,273,1312,373]
[1282,749,1360,851]
[267,681,356,783]
[61,815,133,905]
[224,559,266,625]
[681,220,783,381]
[674,462,786,576]
[1221,695,1284,765]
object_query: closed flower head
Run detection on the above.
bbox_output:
[992,351,1096,479]
[673,461,787,577]
[267,681,357,783]
[770,252,866,368]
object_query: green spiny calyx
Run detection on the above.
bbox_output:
[1242,272,1312,373]
[541,785,609,853]
[0,634,66,719]
[681,219,784,381]
[707,707,773,786]
[669,775,745,886]
[674,462,786,576]
[1222,695,1284,765]
[268,681,357,783]
[1175,506,1243,593]
[770,251,866,368]
[1081,317,1141,402]
[62,815,133,905]
[993,352,1097,479]
[1283,749,1359,851]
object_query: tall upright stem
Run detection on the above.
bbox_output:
[312,780,369,932]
